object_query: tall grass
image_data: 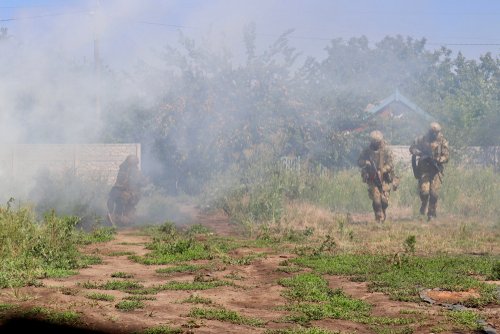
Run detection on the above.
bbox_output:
[213,163,500,225]
[0,203,111,288]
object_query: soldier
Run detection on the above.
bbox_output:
[358,131,397,223]
[107,155,147,226]
[409,122,449,221]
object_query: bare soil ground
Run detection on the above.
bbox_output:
[0,209,499,334]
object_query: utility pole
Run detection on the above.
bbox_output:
[93,0,101,120]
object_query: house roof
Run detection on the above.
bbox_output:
[366,90,435,121]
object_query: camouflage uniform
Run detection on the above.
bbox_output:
[358,131,396,223]
[107,155,146,226]
[409,122,449,220]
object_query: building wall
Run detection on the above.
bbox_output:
[0,144,141,184]
[389,145,500,170]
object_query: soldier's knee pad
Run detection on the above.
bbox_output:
[429,189,439,200]
[420,184,430,197]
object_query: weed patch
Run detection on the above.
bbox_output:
[107,251,135,256]
[115,300,144,311]
[0,303,15,313]
[222,252,266,265]
[158,280,232,291]
[85,292,115,301]
[180,294,213,304]
[0,204,110,288]
[22,306,80,325]
[111,272,134,278]
[80,280,144,291]
[155,263,209,275]
[139,325,183,334]
[189,307,265,327]
[123,295,157,301]
[293,254,499,305]
[264,328,339,334]
[77,227,115,244]
[447,310,482,331]
[278,273,414,327]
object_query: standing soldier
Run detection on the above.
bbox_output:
[358,131,397,223]
[409,122,449,221]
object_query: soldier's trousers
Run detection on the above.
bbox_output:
[368,183,390,221]
[418,172,442,217]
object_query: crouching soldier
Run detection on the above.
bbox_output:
[358,131,397,223]
[107,155,147,226]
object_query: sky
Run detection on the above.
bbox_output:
[1,0,499,70]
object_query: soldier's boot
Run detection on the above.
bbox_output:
[375,211,385,224]
[381,202,388,223]
[419,194,429,216]
[428,196,438,221]
[427,206,437,221]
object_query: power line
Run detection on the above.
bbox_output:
[1,13,499,49]
[0,10,90,22]
[137,20,198,30]
[428,43,500,46]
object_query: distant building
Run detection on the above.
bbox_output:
[363,90,436,144]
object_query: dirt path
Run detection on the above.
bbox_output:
[0,210,498,334]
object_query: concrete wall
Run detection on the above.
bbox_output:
[389,145,500,170]
[0,144,141,184]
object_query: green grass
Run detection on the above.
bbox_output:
[278,273,414,327]
[111,272,134,278]
[76,227,115,244]
[129,226,214,265]
[277,266,303,273]
[155,263,209,275]
[139,325,183,334]
[132,222,276,265]
[447,310,482,331]
[123,295,157,301]
[223,272,245,280]
[214,166,500,230]
[85,292,115,301]
[222,253,267,265]
[22,306,80,325]
[180,294,213,304]
[107,251,135,256]
[0,303,15,314]
[293,254,499,305]
[80,280,144,291]
[189,307,265,327]
[115,300,144,311]
[0,204,110,288]
[158,280,232,291]
[264,328,339,334]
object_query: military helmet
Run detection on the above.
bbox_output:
[429,122,442,133]
[125,155,139,166]
[369,130,384,143]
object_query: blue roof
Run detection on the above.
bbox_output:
[367,90,435,121]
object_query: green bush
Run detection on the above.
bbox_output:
[0,203,107,288]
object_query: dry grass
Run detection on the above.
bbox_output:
[277,201,500,255]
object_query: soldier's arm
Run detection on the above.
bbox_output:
[437,138,449,164]
[409,136,423,155]
[382,149,394,175]
[357,149,370,168]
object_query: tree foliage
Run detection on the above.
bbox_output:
[3,25,499,194]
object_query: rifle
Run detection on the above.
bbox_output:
[368,157,384,195]
[421,155,443,182]
[420,147,444,182]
